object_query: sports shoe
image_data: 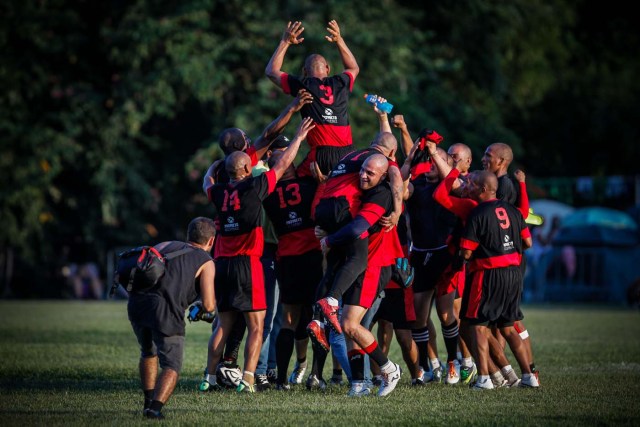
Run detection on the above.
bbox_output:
[330,372,344,386]
[472,377,494,390]
[532,368,541,386]
[503,369,521,388]
[216,363,242,388]
[288,360,308,385]
[519,374,540,388]
[306,374,327,390]
[316,298,342,334]
[143,408,164,420]
[430,362,443,383]
[460,363,477,385]
[255,373,271,391]
[266,368,278,384]
[371,374,383,387]
[198,372,222,392]
[275,382,291,391]
[236,380,255,393]
[445,360,460,385]
[490,372,507,388]
[306,320,330,352]
[378,363,402,397]
[347,381,371,397]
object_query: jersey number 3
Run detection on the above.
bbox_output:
[318,85,334,104]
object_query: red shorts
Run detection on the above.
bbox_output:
[435,263,466,297]
[344,265,393,309]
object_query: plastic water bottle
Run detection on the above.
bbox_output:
[364,94,393,114]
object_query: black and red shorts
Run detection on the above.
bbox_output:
[372,286,416,330]
[297,144,355,178]
[344,265,393,309]
[435,263,466,298]
[214,255,265,312]
[410,248,452,293]
[276,250,323,305]
[461,266,522,327]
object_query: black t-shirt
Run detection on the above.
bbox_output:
[263,176,317,237]
[497,174,519,206]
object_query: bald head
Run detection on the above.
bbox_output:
[468,170,498,202]
[359,154,389,190]
[225,151,251,179]
[448,143,472,174]
[370,132,398,158]
[304,54,329,78]
[482,142,513,176]
[219,128,249,156]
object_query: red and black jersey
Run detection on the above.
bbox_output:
[207,169,276,257]
[406,175,458,249]
[459,199,531,272]
[362,183,404,267]
[280,72,354,148]
[262,176,320,257]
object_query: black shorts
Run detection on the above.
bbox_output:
[344,265,393,309]
[215,256,265,312]
[130,321,185,372]
[461,266,522,327]
[314,196,352,234]
[276,250,323,305]
[372,287,416,330]
[410,248,452,293]
[297,144,355,177]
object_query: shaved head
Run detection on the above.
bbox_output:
[219,128,249,156]
[482,142,513,176]
[225,151,251,179]
[359,154,389,190]
[467,170,498,202]
[448,143,472,174]
[370,132,398,158]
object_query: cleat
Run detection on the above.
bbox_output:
[347,381,371,397]
[143,408,165,420]
[460,363,477,385]
[316,298,342,334]
[306,320,330,352]
[255,373,271,391]
[519,374,540,388]
[275,382,291,391]
[306,374,327,390]
[236,380,255,393]
[378,363,402,397]
[371,375,383,387]
[198,371,222,392]
[503,369,521,388]
[266,368,278,384]
[430,363,443,384]
[288,360,308,385]
[472,378,495,390]
[330,372,344,386]
[532,368,541,386]
[445,360,460,385]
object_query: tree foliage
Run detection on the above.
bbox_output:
[1,0,638,293]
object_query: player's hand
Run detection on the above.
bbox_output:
[380,211,400,231]
[391,115,407,130]
[315,226,328,240]
[426,141,438,157]
[325,20,342,43]
[283,21,305,45]
[319,237,330,254]
[294,117,315,141]
[293,89,313,112]
[310,161,327,183]
[514,169,526,183]
[369,94,388,116]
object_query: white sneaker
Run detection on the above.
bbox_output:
[288,360,307,384]
[347,381,371,397]
[445,360,460,385]
[472,377,494,390]
[519,374,540,388]
[378,363,402,397]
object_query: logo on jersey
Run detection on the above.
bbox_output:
[503,234,514,251]
[329,162,347,178]
[224,216,239,232]
[322,107,338,124]
[286,211,302,227]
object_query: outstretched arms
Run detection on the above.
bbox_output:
[325,20,359,79]
[265,21,305,87]
[270,117,315,181]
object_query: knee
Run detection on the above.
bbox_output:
[342,319,360,339]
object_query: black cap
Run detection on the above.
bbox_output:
[270,135,290,149]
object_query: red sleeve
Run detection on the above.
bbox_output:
[343,71,355,92]
[265,169,277,194]
[433,169,476,219]
[459,237,479,251]
[521,227,531,240]
[358,202,387,227]
[517,181,529,219]
[246,146,259,166]
[280,73,291,95]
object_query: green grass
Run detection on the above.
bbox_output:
[0,301,639,426]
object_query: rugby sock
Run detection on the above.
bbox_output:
[143,389,154,410]
[149,400,164,413]
[412,326,430,369]
[430,358,441,370]
[275,328,295,384]
[333,368,343,377]
[442,321,459,362]
[490,370,505,387]
[348,349,366,381]
[363,341,389,368]
[514,321,530,340]
[204,373,216,385]
[462,357,474,369]
[242,370,254,384]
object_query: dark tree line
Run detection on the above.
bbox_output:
[1,0,638,295]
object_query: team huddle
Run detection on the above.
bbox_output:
[127,20,540,420]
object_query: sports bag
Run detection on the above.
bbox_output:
[113,245,193,294]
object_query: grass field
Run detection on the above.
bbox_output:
[0,300,639,426]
